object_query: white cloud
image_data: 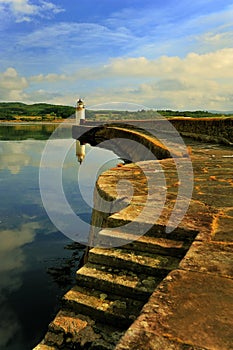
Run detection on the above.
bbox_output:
[77,48,233,110]
[0,67,28,100]
[1,48,233,110]
[25,89,63,102]
[102,48,233,80]
[30,72,68,83]
[192,30,233,53]
[0,0,36,15]
[0,0,64,21]
[19,21,133,48]
[0,67,66,103]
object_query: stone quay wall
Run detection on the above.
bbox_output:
[170,117,233,145]
[76,117,233,145]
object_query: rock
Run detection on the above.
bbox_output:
[100,293,108,300]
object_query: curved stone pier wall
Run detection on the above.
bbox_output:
[73,117,233,145]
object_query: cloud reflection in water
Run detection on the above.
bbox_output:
[0,222,40,348]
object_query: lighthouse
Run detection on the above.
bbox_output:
[76,140,85,164]
[75,98,85,124]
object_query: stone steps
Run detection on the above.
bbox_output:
[63,285,144,328]
[88,247,180,276]
[34,232,190,349]
[105,216,198,242]
[34,238,180,348]
[96,228,189,257]
[76,262,161,300]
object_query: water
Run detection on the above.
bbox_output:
[0,124,120,350]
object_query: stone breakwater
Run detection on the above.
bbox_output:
[170,117,233,145]
[34,121,233,350]
[73,117,233,145]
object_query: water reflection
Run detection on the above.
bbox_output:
[0,141,42,174]
[0,124,87,349]
[0,222,39,348]
[0,123,123,349]
[75,140,86,164]
[0,124,71,141]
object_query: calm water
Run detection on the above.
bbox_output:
[0,124,120,349]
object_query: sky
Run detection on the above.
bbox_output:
[0,0,233,111]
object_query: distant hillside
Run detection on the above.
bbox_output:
[85,109,232,120]
[157,110,232,118]
[0,102,232,121]
[0,102,75,120]
[209,110,233,115]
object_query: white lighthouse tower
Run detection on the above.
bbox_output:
[75,98,85,124]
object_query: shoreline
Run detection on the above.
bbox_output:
[0,119,75,125]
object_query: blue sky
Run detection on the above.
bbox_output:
[0,0,233,110]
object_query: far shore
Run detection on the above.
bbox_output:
[0,119,75,125]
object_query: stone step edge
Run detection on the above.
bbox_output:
[104,216,198,242]
[95,228,189,257]
[88,247,180,275]
[63,285,144,327]
[76,263,162,300]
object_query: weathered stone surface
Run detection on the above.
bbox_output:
[97,228,188,257]
[115,330,207,350]
[49,311,89,335]
[33,345,56,350]
[116,269,233,350]
[180,241,233,278]
[45,311,100,347]
[88,247,180,276]
[212,215,233,242]
[39,309,124,349]
[76,263,162,300]
[63,285,144,327]
[94,144,232,242]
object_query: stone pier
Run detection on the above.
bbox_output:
[34,119,233,350]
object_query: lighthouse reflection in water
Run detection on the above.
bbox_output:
[76,140,86,164]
